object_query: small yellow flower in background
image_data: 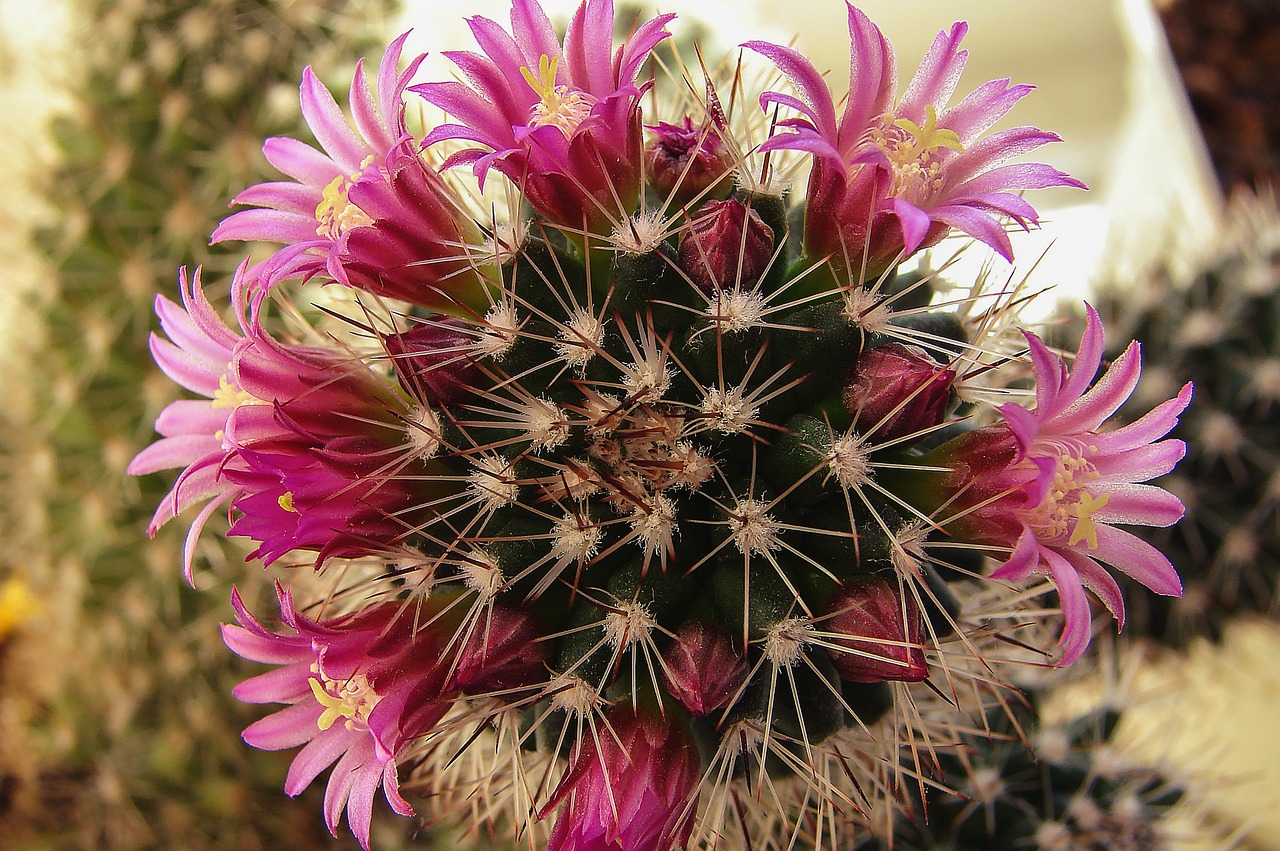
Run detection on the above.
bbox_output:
[0,578,40,641]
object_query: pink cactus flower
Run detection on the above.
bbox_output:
[645,117,735,207]
[928,305,1192,665]
[744,4,1084,276]
[540,705,701,851]
[129,266,407,580]
[414,0,674,232]
[212,33,485,312]
[221,585,456,850]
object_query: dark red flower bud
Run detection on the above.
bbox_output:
[824,576,928,683]
[677,199,775,293]
[382,318,479,406]
[645,117,735,206]
[844,343,955,440]
[660,621,749,716]
[452,603,546,694]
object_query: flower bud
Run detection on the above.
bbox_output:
[382,318,479,406]
[452,603,547,694]
[843,343,955,440]
[645,117,734,206]
[660,621,749,716]
[678,199,775,293]
[541,706,700,851]
[824,576,928,683]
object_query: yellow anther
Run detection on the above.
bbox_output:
[314,155,376,238]
[1067,491,1111,549]
[278,492,297,513]
[211,374,255,410]
[309,677,357,731]
[892,105,964,161]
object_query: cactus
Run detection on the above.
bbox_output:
[1099,188,1280,644]
[0,0,402,847]
[866,693,1191,850]
[125,2,1197,849]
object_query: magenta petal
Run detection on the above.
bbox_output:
[1043,547,1093,666]
[322,741,369,839]
[1054,342,1141,433]
[243,701,324,750]
[1093,439,1187,482]
[565,0,614,96]
[943,78,1033,143]
[1092,524,1183,597]
[840,3,896,137]
[741,40,837,141]
[933,204,1014,260]
[285,726,358,797]
[221,622,306,666]
[1093,383,1193,452]
[1055,304,1106,415]
[989,526,1041,582]
[233,664,312,704]
[127,434,219,476]
[345,761,385,851]
[1094,483,1185,527]
[898,21,968,121]
[1064,549,1126,631]
[892,198,933,259]
[300,67,369,169]
[262,136,344,185]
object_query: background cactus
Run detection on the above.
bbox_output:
[0,1,407,847]
[1098,188,1280,644]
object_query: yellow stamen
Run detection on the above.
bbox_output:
[278,492,297,513]
[211,374,255,410]
[309,677,356,731]
[1067,491,1111,549]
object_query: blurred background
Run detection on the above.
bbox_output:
[0,0,1276,847]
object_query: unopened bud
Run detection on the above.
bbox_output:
[843,343,954,440]
[383,318,480,406]
[660,621,749,716]
[645,117,734,206]
[452,603,546,694]
[824,576,928,683]
[678,199,775,293]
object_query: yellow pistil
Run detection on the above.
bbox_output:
[210,374,255,410]
[520,54,593,135]
[309,673,380,731]
[314,155,376,239]
[1067,491,1111,549]
[277,492,297,513]
[891,105,964,164]
[869,104,965,203]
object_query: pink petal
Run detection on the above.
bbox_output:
[345,760,386,851]
[892,198,933,258]
[1092,383,1193,452]
[1093,439,1186,483]
[233,664,312,704]
[1052,340,1142,433]
[285,726,358,797]
[898,21,968,120]
[1094,482,1185,527]
[1092,524,1183,597]
[989,525,1041,582]
[1054,304,1105,417]
[1043,546,1093,666]
[323,740,370,839]
[127,434,220,476]
[942,78,1033,143]
[741,41,837,142]
[617,12,676,85]
[565,0,614,96]
[1063,549,1126,631]
[300,66,369,170]
[840,4,896,140]
[262,136,343,186]
[242,701,324,750]
[212,208,319,246]
[931,203,1014,261]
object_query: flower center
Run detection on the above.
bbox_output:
[870,105,964,203]
[309,670,381,731]
[521,54,595,135]
[1023,447,1111,550]
[210,373,256,409]
[315,155,377,239]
